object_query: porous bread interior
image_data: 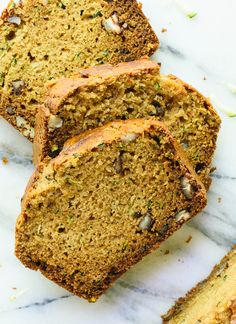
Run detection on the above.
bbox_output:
[163,249,236,324]
[16,131,204,300]
[41,69,220,187]
[0,0,157,136]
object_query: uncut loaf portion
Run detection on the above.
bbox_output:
[16,119,207,302]
[34,59,221,188]
[0,0,158,140]
[162,247,236,324]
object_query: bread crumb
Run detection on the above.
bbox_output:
[185,235,192,244]
[164,249,170,255]
[218,197,222,203]
[161,28,167,33]
[2,156,9,164]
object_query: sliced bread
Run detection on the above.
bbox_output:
[34,59,221,188]
[162,247,236,324]
[16,119,207,302]
[0,0,158,140]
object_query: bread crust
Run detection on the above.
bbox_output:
[16,119,207,301]
[33,59,160,165]
[163,74,221,189]
[162,246,236,323]
[44,59,159,113]
[0,0,158,140]
[56,118,203,173]
[33,59,221,190]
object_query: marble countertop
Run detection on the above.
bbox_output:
[0,0,235,323]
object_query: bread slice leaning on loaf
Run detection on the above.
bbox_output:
[16,119,207,302]
[34,59,221,188]
[162,247,236,324]
[0,0,158,140]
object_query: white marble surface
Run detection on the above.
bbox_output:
[0,0,235,323]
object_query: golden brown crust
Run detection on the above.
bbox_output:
[33,59,220,191]
[33,59,160,165]
[162,246,236,323]
[56,119,203,185]
[164,75,221,190]
[44,59,159,113]
[62,118,159,153]
[17,165,41,228]
[33,105,51,165]
[167,74,218,123]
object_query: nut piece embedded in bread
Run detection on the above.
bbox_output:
[162,247,236,324]
[0,0,158,140]
[34,59,221,188]
[16,119,207,302]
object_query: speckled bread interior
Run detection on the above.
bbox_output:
[16,119,207,301]
[34,59,221,188]
[162,247,236,324]
[0,0,158,140]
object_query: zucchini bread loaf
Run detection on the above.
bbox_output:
[0,0,158,140]
[16,119,207,301]
[162,247,236,324]
[34,59,221,188]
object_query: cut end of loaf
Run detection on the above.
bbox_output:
[16,119,206,301]
[162,247,236,323]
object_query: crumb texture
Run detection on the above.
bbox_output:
[16,119,206,301]
[0,0,158,139]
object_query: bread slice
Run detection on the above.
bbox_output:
[0,0,158,140]
[34,59,221,188]
[16,119,207,302]
[162,247,236,324]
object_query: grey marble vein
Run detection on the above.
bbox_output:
[16,295,72,310]
[191,211,236,247]
[118,281,169,299]
[211,173,236,181]
[159,43,185,59]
